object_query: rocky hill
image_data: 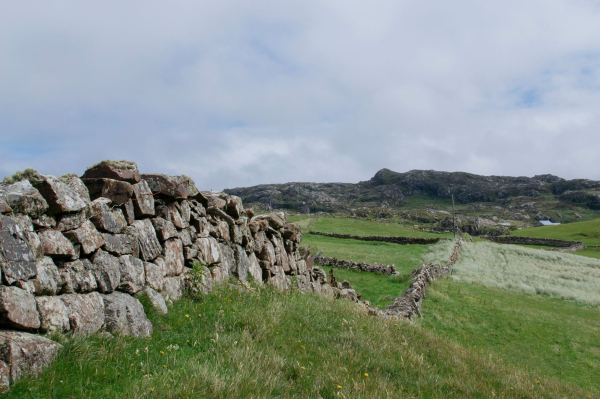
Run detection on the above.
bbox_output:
[224,168,600,221]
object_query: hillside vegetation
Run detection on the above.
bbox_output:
[8,285,590,398]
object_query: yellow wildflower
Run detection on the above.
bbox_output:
[337,385,342,389]
[185,314,189,318]
[160,351,165,355]
[364,373,369,377]
[301,366,306,370]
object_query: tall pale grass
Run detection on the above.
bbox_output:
[447,241,600,307]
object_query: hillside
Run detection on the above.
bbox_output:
[225,169,600,225]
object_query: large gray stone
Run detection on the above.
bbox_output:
[0,331,62,385]
[226,195,244,219]
[248,253,263,285]
[121,199,135,224]
[151,217,178,241]
[118,255,145,294]
[141,174,193,199]
[59,259,97,293]
[55,210,88,232]
[0,180,48,218]
[253,213,286,230]
[132,180,155,216]
[210,263,229,285]
[31,257,61,296]
[163,238,184,277]
[64,220,105,255]
[82,178,134,206]
[59,174,91,205]
[39,229,78,259]
[90,198,127,234]
[102,292,153,337]
[32,175,88,214]
[191,216,210,238]
[169,202,187,229]
[219,243,236,275]
[129,219,162,261]
[102,233,138,256]
[0,215,37,284]
[0,287,40,329]
[139,286,167,314]
[0,198,11,214]
[185,264,212,295]
[144,261,165,291]
[82,160,141,184]
[179,200,191,223]
[162,275,185,301]
[25,231,43,260]
[60,292,105,334]
[91,249,121,293]
[178,227,195,247]
[234,245,250,282]
[258,240,276,265]
[195,237,221,265]
[35,296,70,332]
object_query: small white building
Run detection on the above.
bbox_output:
[536,220,560,226]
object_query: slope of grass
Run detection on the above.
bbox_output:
[438,241,600,307]
[302,233,432,277]
[292,216,452,238]
[512,218,600,246]
[420,280,600,394]
[9,285,591,398]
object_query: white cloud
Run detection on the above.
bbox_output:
[1,0,600,189]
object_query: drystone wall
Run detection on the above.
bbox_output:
[313,255,398,275]
[0,160,358,391]
[484,236,584,250]
[308,231,444,245]
[377,239,463,321]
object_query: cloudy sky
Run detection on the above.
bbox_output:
[1,1,600,190]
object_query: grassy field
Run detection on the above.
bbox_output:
[9,285,591,398]
[288,215,452,238]
[420,280,600,394]
[511,218,600,246]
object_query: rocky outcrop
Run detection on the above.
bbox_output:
[308,231,444,245]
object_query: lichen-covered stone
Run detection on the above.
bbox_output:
[0,198,11,214]
[248,253,263,284]
[191,216,210,238]
[60,292,105,334]
[0,286,40,329]
[184,265,212,295]
[32,175,88,214]
[59,259,97,294]
[169,202,187,229]
[210,263,229,285]
[0,331,62,385]
[163,238,184,277]
[132,180,155,216]
[151,217,178,241]
[0,181,48,218]
[102,292,152,337]
[64,220,104,255]
[195,237,221,265]
[162,275,185,301]
[141,174,196,199]
[38,229,78,259]
[139,286,167,314]
[59,174,91,205]
[91,249,121,293]
[82,160,141,183]
[55,210,88,232]
[121,199,135,224]
[226,195,244,219]
[35,296,70,332]
[102,233,138,256]
[118,255,145,294]
[234,245,250,282]
[219,243,236,275]
[25,231,43,260]
[129,219,162,261]
[82,178,134,206]
[31,257,61,296]
[0,215,37,284]
[178,227,195,247]
[179,200,191,223]
[90,198,127,234]
[144,261,165,291]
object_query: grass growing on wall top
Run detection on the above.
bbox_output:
[9,285,591,398]
[420,279,600,394]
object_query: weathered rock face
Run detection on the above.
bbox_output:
[91,249,121,293]
[60,292,105,334]
[0,181,48,218]
[132,180,155,217]
[163,238,184,277]
[55,210,88,232]
[64,220,105,255]
[233,245,250,282]
[162,275,185,301]
[129,219,162,261]
[151,218,178,241]
[141,174,192,199]
[248,253,262,284]
[0,215,37,284]
[139,286,167,314]
[81,161,142,184]
[90,198,127,234]
[196,237,221,265]
[0,331,62,386]
[32,175,88,214]
[0,287,40,330]
[31,257,61,296]
[39,230,78,260]
[35,296,70,332]
[59,259,97,294]
[143,261,165,291]
[102,292,152,337]
[122,200,136,224]
[118,255,145,294]
[59,174,91,205]
[102,233,138,257]
[185,264,212,295]
[219,243,236,275]
[83,178,134,206]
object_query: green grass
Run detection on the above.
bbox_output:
[512,218,600,246]
[420,279,600,394]
[9,285,591,398]
[293,216,452,238]
[302,233,432,277]
[324,267,409,309]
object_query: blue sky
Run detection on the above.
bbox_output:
[1,0,600,190]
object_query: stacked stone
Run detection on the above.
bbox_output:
[308,231,444,245]
[312,255,398,275]
[0,160,330,390]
